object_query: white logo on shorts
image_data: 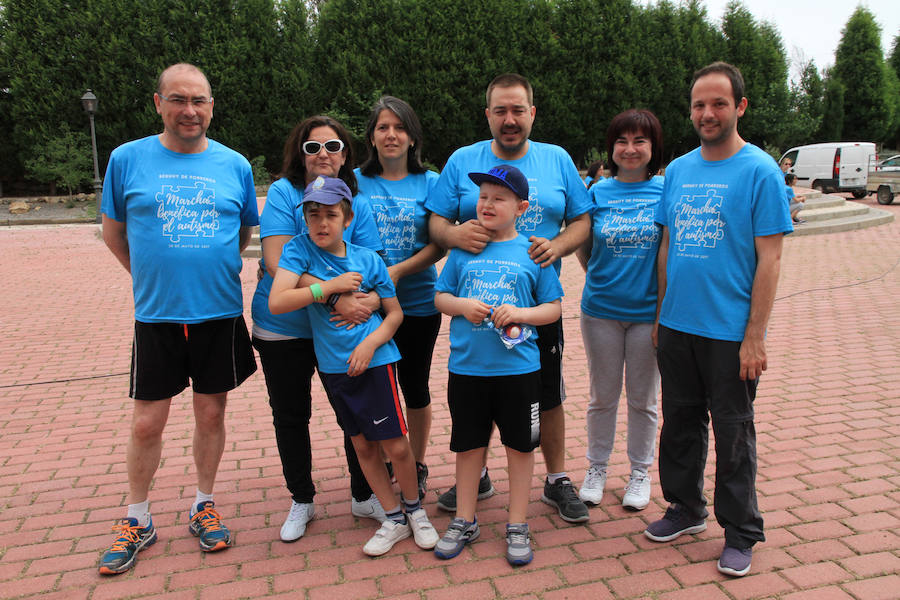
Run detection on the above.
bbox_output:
[373,417,389,425]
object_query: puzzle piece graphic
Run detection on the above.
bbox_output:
[674,189,724,252]
[155,181,219,243]
[516,190,543,232]
[373,201,415,250]
[462,264,518,305]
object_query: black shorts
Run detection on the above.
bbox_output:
[130,316,257,401]
[447,371,541,454]
[392,313,442,409]
[320,363,408,441]
[536,317,564,411]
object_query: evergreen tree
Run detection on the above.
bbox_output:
[833,7,890,141]
[720,1,790,149]
[786,59,824,146]
[818,71,844,141]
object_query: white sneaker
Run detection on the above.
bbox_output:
[362,519,411,556]
[351,494,387,523]
[407,507,439,549]
[579,465,607,505]
[280,501,315,542]
[622,470,651,510]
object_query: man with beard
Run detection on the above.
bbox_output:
[98,63,258,574]
[427,73,592,524]
[645,62,792,577]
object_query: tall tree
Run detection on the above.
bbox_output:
[833,7,890,141]
[887,33,900,147]
[817,71,844,141]
[720,1,790,149]
[786,59,824,146]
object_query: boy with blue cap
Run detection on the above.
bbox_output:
[269,176,438,557]
[433,165,563,566]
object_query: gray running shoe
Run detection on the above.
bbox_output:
[433,517,480,559]
[505,523,533,566]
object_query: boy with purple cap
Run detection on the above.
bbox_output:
[269,176,439,557]
[433,165,563,566]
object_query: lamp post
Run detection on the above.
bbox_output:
[81,89,102,223]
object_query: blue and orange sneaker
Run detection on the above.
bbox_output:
[189,501,232,551]
[98,517,157,575]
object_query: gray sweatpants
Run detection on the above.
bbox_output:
[580,314,660,473]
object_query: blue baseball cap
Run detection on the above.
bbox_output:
[301,176,352,206]
[468,165,529,201]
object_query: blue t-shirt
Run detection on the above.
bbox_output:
[785,186,795,203]
[655,144,793,341]
[101,135,259,324]
[355,169,440,316]
[426,140,593,274]
[250,177,383,338]
[434,235,564,376]
[277,235,401,374]
[582,176,663,323]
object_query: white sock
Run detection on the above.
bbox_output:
[547,472,567,484]
[480,466,488,479]
[127,500,151,527]
[192,489,214,515]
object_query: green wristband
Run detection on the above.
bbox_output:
[310,283,324,301]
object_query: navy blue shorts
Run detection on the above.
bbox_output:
[320,363,407,441]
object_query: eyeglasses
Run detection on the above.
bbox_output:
[158,94,213,108]
[303,139,344,155]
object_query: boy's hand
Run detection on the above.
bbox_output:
[347,339,376,376]
[491,304,523,327]
[330,271,363,294]
[462,298,492,325]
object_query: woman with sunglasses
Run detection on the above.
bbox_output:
[354,96,444,500]
[251,115,386,543]
[575,109,664,513]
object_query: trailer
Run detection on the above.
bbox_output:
[867,156,900,205]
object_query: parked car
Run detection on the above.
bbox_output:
[877,154,900,172]
[780,142,876,198]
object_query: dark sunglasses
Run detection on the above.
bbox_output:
[302,139,344,155]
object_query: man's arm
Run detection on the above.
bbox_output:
[651,225,669,348]
[387,242,446,284]
[102,215,131,273]
[239,225,254,252]
[428,213,492,254]
[528,212,591,268]
[739,233,784,381]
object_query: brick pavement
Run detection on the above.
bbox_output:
[1,199,898,599]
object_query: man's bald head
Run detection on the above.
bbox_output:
[157,63,211,96]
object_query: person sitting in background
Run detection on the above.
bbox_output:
[785,173,805,224]
[583,160,606,188]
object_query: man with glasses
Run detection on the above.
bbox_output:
[427,73,592,525]
[99,63,258,575]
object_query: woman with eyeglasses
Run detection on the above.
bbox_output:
[250,115,386,543]
[575,109,664,513]
[354,96,445,501]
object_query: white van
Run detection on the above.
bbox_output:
[780,142,876,198]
